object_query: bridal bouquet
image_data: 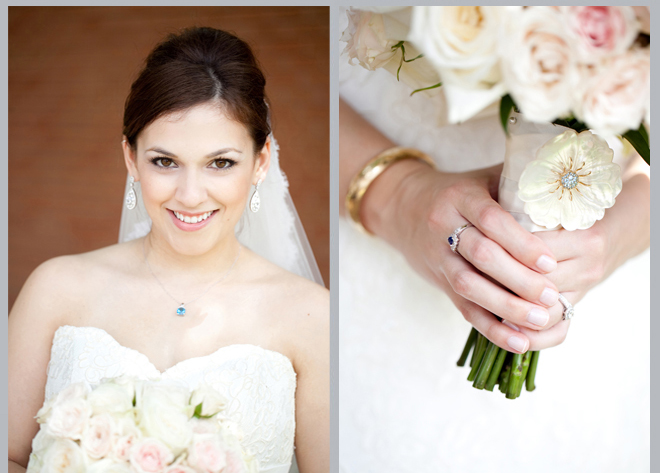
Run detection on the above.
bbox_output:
[27,377,257,473]
[341,6,650,160]
[342,6,650,398]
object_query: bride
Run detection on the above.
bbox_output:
[339,7,649,472]
[8,27,329,473]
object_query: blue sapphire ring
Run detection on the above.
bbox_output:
[448,223,474,254]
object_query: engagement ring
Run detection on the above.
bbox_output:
[448,223,473,254]
[558,293,574,320]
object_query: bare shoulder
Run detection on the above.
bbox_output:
[10,241,139,326]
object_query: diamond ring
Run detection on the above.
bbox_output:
[448,223,474,254]
[558,293,574,320]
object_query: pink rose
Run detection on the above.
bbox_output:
[81,414,116,459]
[187,436,227,473]
[574,49,650,136]
[562,6,638,62]
[129,438,174,473]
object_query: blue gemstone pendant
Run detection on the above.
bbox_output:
[176,304,186,316]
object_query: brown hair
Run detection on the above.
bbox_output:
[123,27,270,152]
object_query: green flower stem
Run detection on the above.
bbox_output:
[498,359,512,394]
[469,331,486,368]
[515,351,532,398]
[467,334,487,381]
[457,327,478,367]
[506,353,524,399]
[485,347,508,392]
[526,351,540,391]
[473,341,499,389]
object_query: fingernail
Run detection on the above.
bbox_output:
[536,255,557,272]
[507,335,527,353]
[502,319,520,331]
[527,308,549,327]
[540,287,559,306]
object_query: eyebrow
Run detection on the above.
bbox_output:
[145,147,243,157]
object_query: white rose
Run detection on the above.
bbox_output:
[46,398,92,440]
[562,6,639,63]
[408,6,509,122]
[111,414,142,462]
[190,417,221,435]
[88,381,134,415]
[574,49,650,137]
[500,6,578,123]
[40,439,87,473]
[189,384,227,417]
[26,429,56,473]
[81,413,116,459]
[138,384,192,455]
[341,9,399,71]
[87,459,133,473]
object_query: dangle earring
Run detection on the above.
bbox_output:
[249,179,262,213]
[125,176,137,210]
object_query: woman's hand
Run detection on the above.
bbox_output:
[535,166,650,322]
[360,158,569,353]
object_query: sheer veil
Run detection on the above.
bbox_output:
[118,135,324,286]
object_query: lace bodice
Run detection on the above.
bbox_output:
[45,325,296,473]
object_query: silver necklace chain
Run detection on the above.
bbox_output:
[142,238,242,316]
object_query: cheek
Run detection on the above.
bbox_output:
[138,177,172,209]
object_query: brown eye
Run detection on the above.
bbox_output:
[212,159,235,169]
[153,157,175,168]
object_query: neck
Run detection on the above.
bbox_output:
[142,232,242,281]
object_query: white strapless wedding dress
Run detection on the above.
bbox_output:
[339,56,650,471]
[45,325,296,473]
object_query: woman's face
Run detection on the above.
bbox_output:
[123,102,269,255]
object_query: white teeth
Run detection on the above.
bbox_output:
[173,210,213,223]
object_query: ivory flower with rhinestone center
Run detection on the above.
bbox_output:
[518,129,622,231]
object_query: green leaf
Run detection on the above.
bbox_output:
[499,94,515,136]
[193,402,203,419]
[132,392,136,407]
[410,81,442,96]
[638,122,649,145]
[623,127,651,165]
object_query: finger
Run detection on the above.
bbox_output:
[535,228,580,261]
[518,318,571,351]
[441,254,556,330]
[443,287,531,354]
[456,226,560,308]
[458,187,558,273]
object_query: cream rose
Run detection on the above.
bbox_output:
[138,384,192,455]
[40,439,87,473]
[112,415,142,462]
[187,435,227,473]
[500,6,578,123]
[341,9,399,71]
[81,413,116,459]
[562,6,639,63]
[574,49,650,137]
[408,6,509,122]
[129,438,174,473]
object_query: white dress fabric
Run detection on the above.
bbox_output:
[339,60,650,471]
[45,325,296,473]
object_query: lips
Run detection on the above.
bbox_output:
[168,209,217,232]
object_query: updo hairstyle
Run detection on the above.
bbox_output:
[123,27,271,153]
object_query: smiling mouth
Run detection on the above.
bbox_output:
[171,210,216,224]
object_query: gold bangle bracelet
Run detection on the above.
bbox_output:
[345,146,436,234]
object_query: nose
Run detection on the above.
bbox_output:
[174,169,208,209]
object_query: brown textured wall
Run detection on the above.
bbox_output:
[8,6,329,310]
